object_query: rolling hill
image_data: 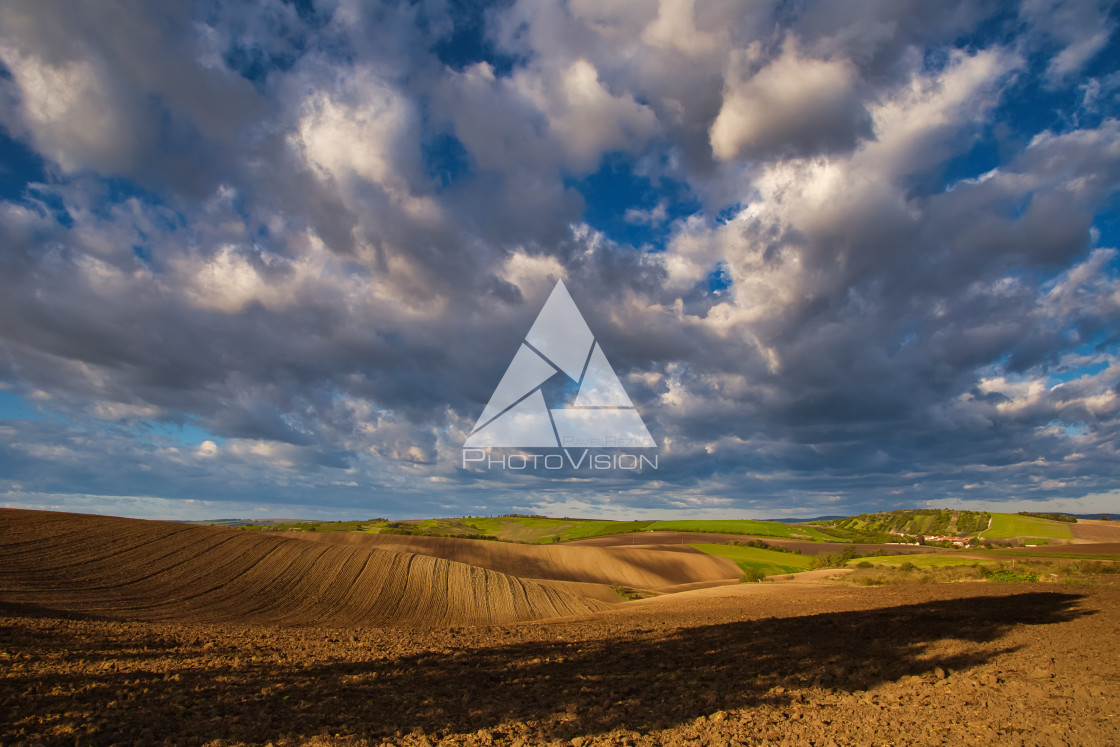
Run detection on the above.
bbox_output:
[0,509,610,626]
[274,531,740,590]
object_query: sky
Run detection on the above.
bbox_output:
[1,0,1119,522]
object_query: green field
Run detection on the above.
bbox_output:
[234,514,891,546]
[463,517,653,543]
[238,519,386,533]
[691,544,814,576]
[458,517,837,544]
[235,516,838,544]
[980,513,1075,541]
[645,520,834,540]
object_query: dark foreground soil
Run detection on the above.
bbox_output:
[3,582,1118,746]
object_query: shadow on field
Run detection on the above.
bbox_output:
[2,592,1090,744]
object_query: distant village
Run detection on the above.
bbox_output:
[888,529,977,548]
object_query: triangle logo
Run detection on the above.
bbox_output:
[465,280,655,448]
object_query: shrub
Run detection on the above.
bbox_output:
[609,585,650,601]
[809,553,841,570]
[899,561,916,572]
[856,561,874,569]
[739,567,766,583]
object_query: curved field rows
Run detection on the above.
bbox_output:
[532,579,624,604]
[0,509,607,626]
[276,531,741,590]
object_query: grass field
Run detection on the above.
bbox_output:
[238,516,847,544]
[647,520,834,541]
[691,544,814,576]
[463,517,654,543]
[980,513,1075,541]
[460,517,838,544]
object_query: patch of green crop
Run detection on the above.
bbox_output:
[981,513,1074,541]
[691,543,813,576]
[461,516,654,543]
[645,520,832,540]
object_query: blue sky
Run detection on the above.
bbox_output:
[1,0,1119,521]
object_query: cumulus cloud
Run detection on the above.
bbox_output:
[0,0,265,192]
[437,57,657,175]
[0,0,1117,519]
[710,43,870,161]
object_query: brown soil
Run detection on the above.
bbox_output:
[565,532,938,556]
[1001,542,1120,556]
[1070,520,1120,543]
[3,584,1118,746]
[276,531,739,590]
[3,509,1119,746]
[0,509,607,627]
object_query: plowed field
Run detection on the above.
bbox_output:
[3,508,1119,746]
[277,531,740,590]
[1070,519,1120,543]
[3,583,1119,746]
[0,510,608,627]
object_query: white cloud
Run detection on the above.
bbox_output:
[440,58,657,175]
[641,0,730,57]
[1020,0,1115,85]
[0,42,132,173]
[711,42,867,161]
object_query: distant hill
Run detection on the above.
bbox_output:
[810,509,992,544]
[194,510,1120,545]
[185,518,309,527]
[764,516,847,523]
[237,516,839,543]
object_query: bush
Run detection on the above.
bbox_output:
[736,539,801,555]
[899,561,916,572]
[739,567,766,583]
[809,553,841,570]
[856,561,874,569]
[609,585,650,601]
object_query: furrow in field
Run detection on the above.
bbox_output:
[0,509,607,626]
